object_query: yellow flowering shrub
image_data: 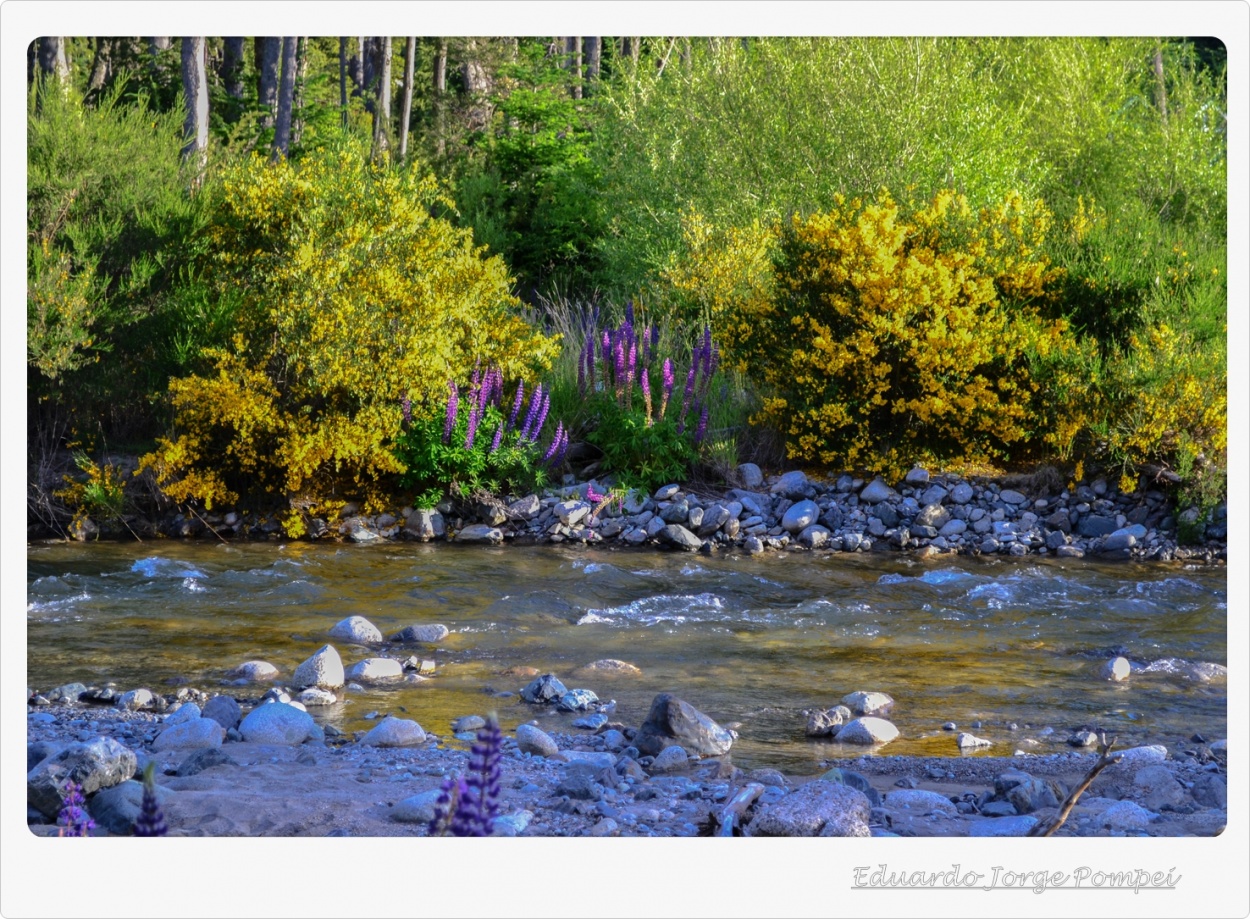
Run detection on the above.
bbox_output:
[140,146,558,520]
[741,188,1066,477]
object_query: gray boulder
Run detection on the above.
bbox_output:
[152,717,225,752]
[659,524,703,551]
[859,478,895,503]
[116,688,154,711]
[515,723,560,757]
[391,789,443,824]
[950,482,975,504]
[520,673,568,704]
[456,524,503,544]
[226,660,279,682]
[28,737,137,818]
[201,695,242,731]
[771,470,810,497]
[633,693,734,757]
[841,691,895,716]
[345,658,405,683]
[781,499,820,533]
[886,789,958,816]
[746,780,871,837]
[238,702,315,745]
[391,624,450,644]
[292,644,345,690]
[736,463,764,489]
[360,717,427,747]
[329,616,383,644]
[89,779,176,835]
[834,717,899,746]
[174,747,238,777]
[403,509,446,541]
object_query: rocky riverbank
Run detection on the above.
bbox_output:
[61,463,1227,565]
[28,673,1228,839]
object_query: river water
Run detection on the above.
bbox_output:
[27,541,1226,774]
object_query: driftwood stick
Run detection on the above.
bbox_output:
[716,782,764,837]
[1028,735,1123,837]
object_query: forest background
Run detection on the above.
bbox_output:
[18,19,1231,540]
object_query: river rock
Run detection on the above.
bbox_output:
[957,732,992,751]
[649,745,690,774]
[633,693,734,757]
[361,717,427,747]
[201,695,242,731]
[116,688,154,711]
[557,689,599,712]
[452,715,487,734]
[238,702,315,745]
[1078,514,1119,538]
[174,747,238,777]
[574,659,642,678]
[88,779,177,835]
[227,660,279,682]
[904,467,930,486]
[456,524,503,544]
[914,504,950,529]
[798,525,831,549]
[805,707,846,737]
[969,815,1039,837]
[47,682,88,702]
[292,644,345,690]
[841,691,895,716]
[345,658,404,683]
[654,484,682,500]
[1111,745,1169,769]
[950,482,975,504]
[1191,773,1227,809]
[391,789,443,824]
[329,616,383,644]
[999,489,1028,505]
[819,768,882,807]
[746,780,871,837]
[403,509,446,541]
[659,524,702,551]
[859,478,895,503]
[516,723,560,758]
[508,495,541,520]
[1101,656,1132,681]
[919,485,949,507]
[1101,800,1158,830]
[736,463,764,489]
[886,789,958,816]
[556,501,591,527]
[164,702,202,726]
[834,717,899,746]
[1133,765,1187,809]
[772,470,810,497]
[296,688,337,706]
[520,673,567,704]
[391,624,449,644]
[28,737,138,818]
[781,499,820,533]
[153,717,225,752]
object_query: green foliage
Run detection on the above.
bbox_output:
[586,404,696,493]
[140,140,558,517]
[54,451,128,527]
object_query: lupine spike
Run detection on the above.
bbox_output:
[641,367,653,425]
[660,358,674,419]
[542,422,564,465]
[577,348,586,395]
[695,404,709,444]
[465,401,480,451]
[133,762,167,837]
[520,383,543,441]
[679,364,697,425]
[443,382,459,443]
[507,382,525,432]
[532,392,550,441]
[57,780,95,837]
[625,300,635,328]
[490,421,504,454]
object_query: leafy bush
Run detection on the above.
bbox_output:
[393,368,567,506]
[140,141,558,518]
[742,188,1067,477]
[54,451,128,529]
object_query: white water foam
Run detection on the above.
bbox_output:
[131,557,207,579]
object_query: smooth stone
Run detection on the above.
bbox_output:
[292,644,345,690]
[781,499,820,533]
[174,747,238,776]
[914,504,950,529]
[798,524,830,549]
[238,702,315,745]
[558,750,616,769]
[886,789,958,815]
[152,717,224,752]
[296,688,337,706]
[328,616,383,644]
[520,673,568,704]
[391,624,449,644]
[226,661,279,682]
[736,463,764,489]
[345,658,405,683]
[1190,773,1227,809]
[571,713,609,731]
[456,524,503,544]
[919,485,949,506]
[573,659,641,677]
[957,732,993,751]
[88,779,176,835]
[402,509,446,541]
[451,715,487,733]
[649,745,690,774]
[390,789,443,824]
[633,693,734,757]
[746,780,871,837]
[659,524,703,551]
[819,768,882,807]
[516,723,559,758]
[163,703,202,726]
[654,484,681,500]
[859,478,895,503]
[1111,745,1169,769]
[834,717,899,746]
[904,468,930,486]
[555,500,591,527]
[999,489,1028,505]
[771,470,810,497]
[492,810,533,837]
[557,688,599,712]
[360,717,427,747]
[1101,656,1132,682]
[840,691,895,716]
[805,708,845,737]
[1101,800,1158,830]
[116,688,154,711]
[950,482,975,504]
[201,695,242,731]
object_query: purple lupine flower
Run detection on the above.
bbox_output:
[641,367,653,424]
[132,763,167,837]
[694,404,709,444]
[542,422,565,465]
[577,348,586,395]
[601,331,612,374]
[428,774,467,836]
[660,358,674,419]
[554,430,570,467]
[679,363,697,426]
[465,400,480,451]
[443,381,459,443]
[639,324,650,369]
[532,392,550,441]
[586,481,604,504]
[490,421,504,454]
[520,383,543,441]
[507,381,525,433]
[625,300,635,328]
[584,332,596,393]
[401,394,412,426]
[57,781,95,837]
[651,324,660,350]
[613,339,625,393]
[627,342,637,384]
[451,715,503,837]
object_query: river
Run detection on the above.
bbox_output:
[27,541,1226,773]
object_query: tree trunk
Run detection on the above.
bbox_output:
[371,36,393,161]
[399,37,417,162]
[348,37,365,98]
[37,37,70,84]
[180,37,209,183]
[221,37,246,100]
[256,37,281,129]
[565,36,582,99]
[272,37,298,159]
[434,39,447,158]
[292,37,308,148]
[339,37,349,128]
[585,37,601,89]
[1153,44,1169,128]
[362,37,378,113]
[86,37,113,98]
[681,38,692,71]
